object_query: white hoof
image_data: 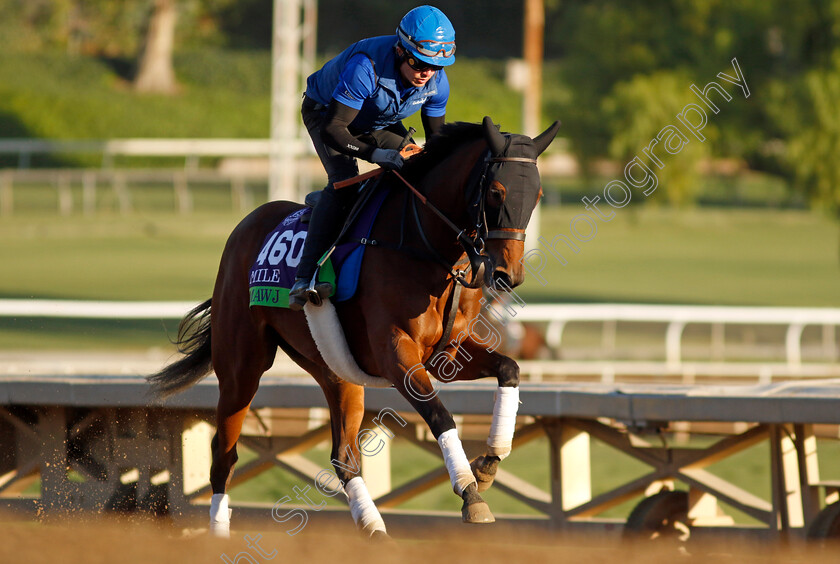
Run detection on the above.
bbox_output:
[209,520,231,539]
[209,493,231,538]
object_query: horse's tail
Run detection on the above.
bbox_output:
[146,298,213,399]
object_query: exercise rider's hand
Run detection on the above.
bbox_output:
[370,148,405,170]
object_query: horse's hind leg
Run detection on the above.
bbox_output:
[312,371,389,538]
[208,309,276,538]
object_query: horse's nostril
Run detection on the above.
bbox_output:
[492,271,513,291]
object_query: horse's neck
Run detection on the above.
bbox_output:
[402,141,483,263]
[417,140,485,225]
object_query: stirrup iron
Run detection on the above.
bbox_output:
[305,267,332,307]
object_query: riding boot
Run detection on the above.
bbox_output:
[289,188,346,310]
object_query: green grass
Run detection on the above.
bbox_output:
[521,205,840,307]
[0,211,236,301]
[0,51,272,165]
[0,51,523,168]
[544,172,799,209]
[0,202,837,350]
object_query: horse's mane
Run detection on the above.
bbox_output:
[402,121,486,176]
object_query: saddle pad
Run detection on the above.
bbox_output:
[248,187,388,308]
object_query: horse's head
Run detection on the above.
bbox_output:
[470,116,561,290]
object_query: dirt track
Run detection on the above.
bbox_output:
[1,518,837,564]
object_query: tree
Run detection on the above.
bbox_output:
[1,0,240,94]
[133,0,179,93]
[787,67,840,258]
[603,71,713,207]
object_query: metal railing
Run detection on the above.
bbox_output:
[0,138,304,169]
[2,299,838,383]
[0,137,317,215]
[0,167,270,215]
[513,303,840,370]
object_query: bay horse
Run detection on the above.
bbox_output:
[147,116,560,538]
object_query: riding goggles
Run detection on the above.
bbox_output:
[398,27,457,59]
[406,56,443,72]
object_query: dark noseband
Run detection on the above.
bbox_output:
[489,157,537,164]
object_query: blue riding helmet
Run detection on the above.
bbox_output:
[396,5,456,67]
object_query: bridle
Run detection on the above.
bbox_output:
[389,133,546,367]
[479,156,540,243]
[392,150,538,289]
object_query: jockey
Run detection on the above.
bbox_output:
[289,5,456,310]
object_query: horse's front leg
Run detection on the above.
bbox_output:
[387,334,495,524]
[436,338,521,493]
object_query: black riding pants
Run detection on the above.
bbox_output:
[300,96,408,205]
[296,98,408,280]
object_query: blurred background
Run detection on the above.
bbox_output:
[1,0,840,540]
[0,0,838,307]
[0,0,837,353]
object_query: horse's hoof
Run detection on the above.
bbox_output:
[368,529,395,543]
[470,455,499,493]
[208,521,230,539]
[462,500,495,524]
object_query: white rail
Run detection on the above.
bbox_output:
[512,303,840,369]
[0,299,196,319]
[0,138,306,168]
[2,300,838,381]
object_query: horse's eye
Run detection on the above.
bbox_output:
[488,181,506,207]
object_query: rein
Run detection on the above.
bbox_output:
[392,171,464,243]
[393,170,483,288]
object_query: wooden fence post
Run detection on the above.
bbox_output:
[0,170,11,216]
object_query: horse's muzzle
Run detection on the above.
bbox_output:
[483,239,526,291]
[487,268,519,292]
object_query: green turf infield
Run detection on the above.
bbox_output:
[0,203,837,350]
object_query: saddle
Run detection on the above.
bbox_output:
[300,190,322,223]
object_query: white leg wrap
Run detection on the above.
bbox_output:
[487,386,520,460]
[209,493,232,538]
[437,428,477,495]
[344,477,387,534]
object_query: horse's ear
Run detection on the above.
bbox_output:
[532,120,562,156]
[482,116,506,156]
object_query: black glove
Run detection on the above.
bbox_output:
[370,148,405,170]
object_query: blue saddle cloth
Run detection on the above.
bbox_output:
[248,187,387,308]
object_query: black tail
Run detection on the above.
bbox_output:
[146,298,213,399]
